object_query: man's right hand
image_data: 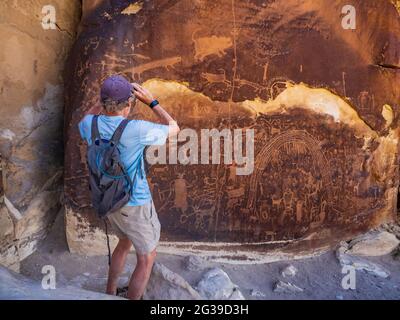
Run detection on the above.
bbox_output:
[131,83,180,137]
[131,83,155,106]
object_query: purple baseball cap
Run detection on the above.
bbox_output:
[100,75,133,103]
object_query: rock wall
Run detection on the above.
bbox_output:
[0,265,124,300]
[0,0,81,271]
[64,0,400,259]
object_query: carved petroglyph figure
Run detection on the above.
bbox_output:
[245,129,334,237]
[192,29,233,62]
[296,200,303,223]
[236,78,269,95]
[201,69,231,87]
[248,130,331,209]
[266,76,294,99]
[263,62,269,83]
[271,195,282,212]
[358,91,375,112]
[174,173,188,214]
[259,200,269,221]
[83,37,101,55]
[124,56,182,80]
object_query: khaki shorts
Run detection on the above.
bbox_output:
[107,201,161,255]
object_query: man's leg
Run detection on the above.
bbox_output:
[106,237,132,295]
[127,249,157,300]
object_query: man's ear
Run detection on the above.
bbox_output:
[123,104,132,117]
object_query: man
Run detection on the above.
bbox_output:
[78,75,180,299]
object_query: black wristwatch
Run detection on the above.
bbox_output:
[149,100,159,109]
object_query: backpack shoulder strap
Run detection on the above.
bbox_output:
[110,119,130,144]
[91,115,100,142]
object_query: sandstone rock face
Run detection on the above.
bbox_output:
[273,280,304,294]
[183,255,209,272]
[336,242,391,278]
[65,206,120,256]
[0,1,81,270]
[64,0,400,257]
[0,265,124,300]
[196,268,245,300]
[143,262,202,300]
[250,289,266,298]
[346,230,399,256]
[281,265,298,278]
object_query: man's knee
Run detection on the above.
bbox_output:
[137,249,156,268]
[116,238,132,252]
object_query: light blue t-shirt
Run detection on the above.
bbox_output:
[78,114,169,206]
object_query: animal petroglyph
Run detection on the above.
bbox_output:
[201,69,231,87]
[192,29,233,62]
[123,56,182,80]
[125,53,152,61]
[121,2,143,15]
[104,54,128,64]
[236,78,269,95]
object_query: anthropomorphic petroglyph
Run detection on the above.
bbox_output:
[174,173,189,214]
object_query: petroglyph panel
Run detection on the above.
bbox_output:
[64,0,400,256]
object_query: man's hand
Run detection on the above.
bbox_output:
[131,83,155,106]
[132,83,180,137]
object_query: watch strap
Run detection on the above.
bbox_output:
[149,100,159,109]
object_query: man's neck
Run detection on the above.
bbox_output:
[104,112,125,117]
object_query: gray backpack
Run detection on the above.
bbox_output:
[86,115,134,219]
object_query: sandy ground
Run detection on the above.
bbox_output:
[20,213,400,300]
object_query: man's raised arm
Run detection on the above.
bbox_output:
[132,83,180,137]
